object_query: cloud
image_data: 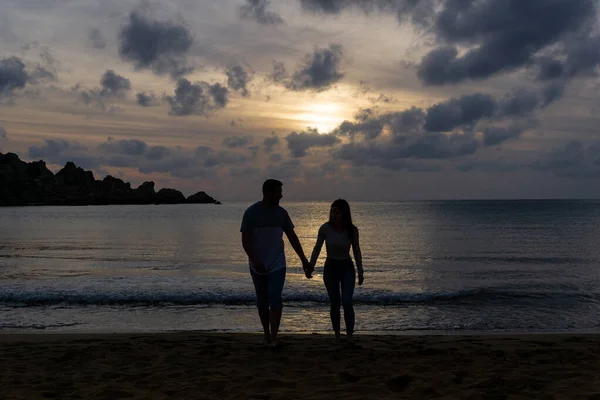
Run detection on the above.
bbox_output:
[136,91,160,107]
[285,128,341,157]
[272,45,344,92]
[332,131,479,169]
[481,126,524,147]
[265,159,303,179]
[457,159,520,173]
[72,70,131,110]
[0,57,28,100]
[225,64,251,97]
[98,137,147,155]
[263,135,280,153]
[239,0,284,25]
[146,145,170,160]
[535,34,600,82]
[164,78,229,116]
[326,87,552,170]
[230,166,262,178]
[269,153,282,162]
[28,139,87,159]
[417,0,597,85]
[336,89,548,146]
[194,145,249,167]
[222,135,253,148]
[100,70,131,97]
[118,9,195,79]
[0,125,7,140]
[88,28,107,49]
[533,140,600,178]
[248,145,259,160]
[423,93,496,132]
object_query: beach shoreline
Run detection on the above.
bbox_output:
[1,331,599,399]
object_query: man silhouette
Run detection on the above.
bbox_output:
[241,179,313,347]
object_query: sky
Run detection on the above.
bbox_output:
[2,0,600,201]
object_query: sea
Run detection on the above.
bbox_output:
[1,200,600,334]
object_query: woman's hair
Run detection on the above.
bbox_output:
[329,199,357,240]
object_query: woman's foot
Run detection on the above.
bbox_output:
[345,334,357,348]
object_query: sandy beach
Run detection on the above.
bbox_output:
[0,332,599,399]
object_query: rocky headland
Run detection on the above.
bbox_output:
[0,152,221,206]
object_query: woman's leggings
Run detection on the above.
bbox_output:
[323,258,356,334]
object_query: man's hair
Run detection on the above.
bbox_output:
[262,179,283,195]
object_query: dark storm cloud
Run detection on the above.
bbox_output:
[88,28,107,49]
[296,0,600,93]
[222,135,253,148]
[239,0,284,25]
[164,78,229,116]
[285,128,341,157]
[336,89,548,147]
[298,0,438,27]
[417,0,597,85]
[326,86,553,169]
[100,70,131,97]
[118,10,195,79]
[423,93,496,132]
[335,108,387,139]
[481,126,524,147]
[272,45,344,92]
[136,91,160,107]
[263,135,280,153]
[225,64,251,97]
[535,34,600,81]
[0,57,28,99]
[332,130,479,169]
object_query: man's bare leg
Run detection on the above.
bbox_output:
[270,308,282,346]
[258,307,270,345]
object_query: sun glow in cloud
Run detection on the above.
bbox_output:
[295,103,346,133]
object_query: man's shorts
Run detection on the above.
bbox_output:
[251,268,286,309]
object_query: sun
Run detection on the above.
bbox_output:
[296,103,344,134]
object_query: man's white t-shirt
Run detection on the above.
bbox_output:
[240,201,294,274]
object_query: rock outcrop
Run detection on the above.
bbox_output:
[0,152,221,206]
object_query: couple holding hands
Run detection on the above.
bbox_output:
[241,179,363,348]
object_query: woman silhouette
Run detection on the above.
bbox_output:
[310,199,363,344]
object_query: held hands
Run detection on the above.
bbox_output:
[358,274,364,286]
[302,259,314,279]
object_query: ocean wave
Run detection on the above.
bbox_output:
[1,287,599,307]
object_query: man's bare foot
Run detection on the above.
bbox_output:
[261,333,270,346]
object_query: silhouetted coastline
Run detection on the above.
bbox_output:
[0,152,221,206]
